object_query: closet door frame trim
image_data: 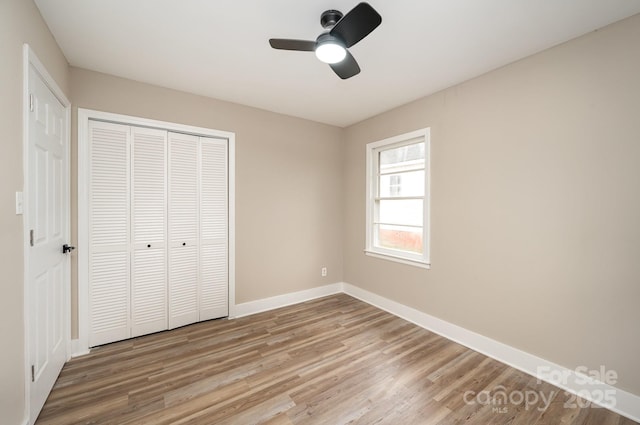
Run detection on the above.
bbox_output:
[77,108,235,356]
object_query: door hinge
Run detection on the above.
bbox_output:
[29,94,34,112]
[31,365,35,382]
[30,229,34,247]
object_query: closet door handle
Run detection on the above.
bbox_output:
[182,242,186,246]
[147,244,151,248]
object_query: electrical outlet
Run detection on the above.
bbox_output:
[321,267,327,277]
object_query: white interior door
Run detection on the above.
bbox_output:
[88,121,131,347]
[131,127,168,337]
[200,137,229,320]
[26,63,69,422]
[168,132,199,329]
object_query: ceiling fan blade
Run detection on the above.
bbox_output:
[330,2,381,48]
[329,50,360,79]
[269,39,316,51]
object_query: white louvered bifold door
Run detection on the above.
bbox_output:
[200,136,229,320]
[168,132,199,329]
[131,127,168,337]
[88,121,131,347]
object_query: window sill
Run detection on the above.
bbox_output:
[364,250,431,269]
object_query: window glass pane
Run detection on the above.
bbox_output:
[376,224,423,254]
[378,199,423,226]
[379,170,425,197]
[379,142,425,174]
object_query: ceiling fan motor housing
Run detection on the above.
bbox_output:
[321,9,344,29]
[316,32,344,47]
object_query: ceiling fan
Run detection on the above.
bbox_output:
[269,2,382,80]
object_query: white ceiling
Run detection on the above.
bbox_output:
[35,0,640,127]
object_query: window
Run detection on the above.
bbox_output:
[365,128,430,268]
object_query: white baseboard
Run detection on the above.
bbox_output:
[342,282,640,423]
[70,339,90,358]
[231,282,344,318]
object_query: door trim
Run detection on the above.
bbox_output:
[76,108,236,355]
[22,44,71,425]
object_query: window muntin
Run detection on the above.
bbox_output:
[366,129,430,267]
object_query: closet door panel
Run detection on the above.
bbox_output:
[131,248,166,336]
[168,243,198,328]
[200,137,228,319]
[90,251,129,346]
[87,121,230,343]
[168,132,199,328]
[88,121,130,347]
[200,244,228,320]
[131,127,167,336]
[168,132,199,242]
[132,127,167,247]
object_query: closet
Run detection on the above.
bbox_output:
[88,120,228,347]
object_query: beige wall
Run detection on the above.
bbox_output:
[343,14,640,395]
[0,1,70,423]
[69,68,344,337]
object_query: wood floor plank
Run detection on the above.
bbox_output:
[36,294,637,425]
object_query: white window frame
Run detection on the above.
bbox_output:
[365,128,431,269]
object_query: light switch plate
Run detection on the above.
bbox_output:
[16,191,23,215]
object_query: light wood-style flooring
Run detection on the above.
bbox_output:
[37,294,637,424]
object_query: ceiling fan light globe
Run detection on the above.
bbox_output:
[315,42,347,64]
